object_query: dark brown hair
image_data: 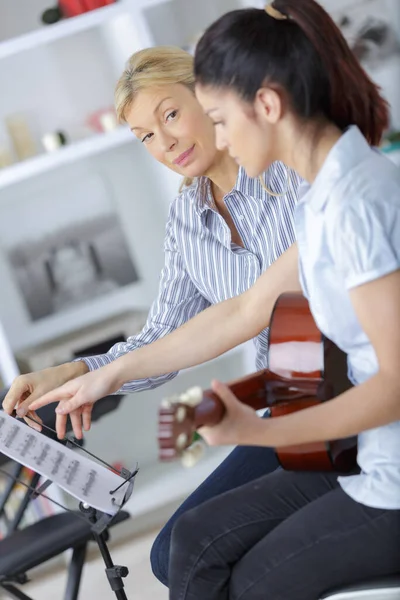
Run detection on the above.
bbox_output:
[194,0,389,145]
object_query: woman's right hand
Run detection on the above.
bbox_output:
[1,361,89,438]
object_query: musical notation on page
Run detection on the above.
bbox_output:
[0,412,128,515]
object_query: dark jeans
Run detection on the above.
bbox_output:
[150,444,280,586]
[169,469,400,600]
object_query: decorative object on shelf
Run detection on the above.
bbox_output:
[99,111,118,132]
[41,0,118,25]
[382,129,400,147]
[0,147,13,169]
[0,173,139,322]
[335,2,400,130]
[41,130,68,153]
[351,17,400,66]
[0,127,132,191]
[41,5,64,24]
[86,107,118,133]
[5,115,37,162]
[381,130,400,166]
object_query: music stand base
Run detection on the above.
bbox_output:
[79,503,129,600]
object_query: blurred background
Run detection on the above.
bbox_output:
[0,1,399,598]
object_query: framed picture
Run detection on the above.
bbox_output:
[0,172,139,322]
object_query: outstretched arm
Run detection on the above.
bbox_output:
[2,207,209,438]
[111,243,300,387]
[26,243,300,416]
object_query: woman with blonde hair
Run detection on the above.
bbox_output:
[3,45,300,585]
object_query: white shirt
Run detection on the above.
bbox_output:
[296,126,400,509]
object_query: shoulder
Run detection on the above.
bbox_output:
[327,154,400,288]
[329,151,400,224]
[165,177,207,243]
[238,163,302,200]
[168,178,203,220]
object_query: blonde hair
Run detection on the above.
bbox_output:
[115,46,196,191]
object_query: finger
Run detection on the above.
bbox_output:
[18,385,61,418]
[55,393,86,415]
[82,404,93,432]
[56,412,68,440]
[27,386,73,413]
[24,410,43,432]
[211,380,238,407]
[2,381,30,414]
[69,409,83,440]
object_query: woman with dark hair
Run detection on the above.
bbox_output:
[165,2,399,597]
[13,1,400,597]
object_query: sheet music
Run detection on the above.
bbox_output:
[0,412,129,515]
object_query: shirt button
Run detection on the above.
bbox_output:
[238,215,244,220]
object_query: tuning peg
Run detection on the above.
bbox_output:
[161,387,202,410]
[181,440,206,468]
[176,406,187,423]
[179,386,202,407]
[176,432,189,450]
[160,394,181,409]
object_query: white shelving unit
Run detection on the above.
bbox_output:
[0,2,130,60]
[0,126,133,190]
[0,0,255,353]
[0,0,254,531]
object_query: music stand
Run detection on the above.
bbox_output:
[0,412,138,600]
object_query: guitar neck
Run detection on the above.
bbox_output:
[193,370,268,429]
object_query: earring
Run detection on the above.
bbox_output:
[259,167,293,197]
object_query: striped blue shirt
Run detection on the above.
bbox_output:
[82,163,299,393]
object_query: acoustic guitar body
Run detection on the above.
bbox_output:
[266,293,356,472]
[158,293,357,473]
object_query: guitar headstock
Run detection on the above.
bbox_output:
[158,386,206,467]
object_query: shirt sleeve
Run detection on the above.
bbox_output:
[332,196,400,290]
[78,203,210,393]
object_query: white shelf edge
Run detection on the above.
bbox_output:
[13,281,152,353]
[0,127,134,190]
[0,0,176,61]
[0,2,131,61]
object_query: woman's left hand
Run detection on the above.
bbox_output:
[199,380,264,447]
[20,366,120,424]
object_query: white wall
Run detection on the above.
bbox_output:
[0,0,52,41]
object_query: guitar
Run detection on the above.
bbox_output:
[158,292,357,472]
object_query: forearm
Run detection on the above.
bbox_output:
[105,243,299,388]
[78,347,180,394]
[251,372,400,447]
[111,293,259,388]
[63,360,89,379]
[78,297,208,393]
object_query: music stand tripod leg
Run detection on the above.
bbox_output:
[79,503,129,600]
